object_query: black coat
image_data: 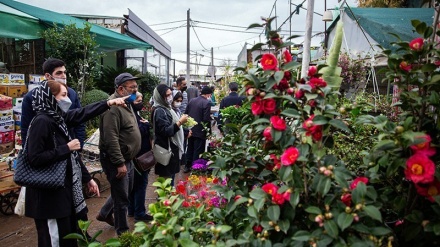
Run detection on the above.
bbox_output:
[184,95,211,139]
[25,101,109,219]
[153,106,180,177]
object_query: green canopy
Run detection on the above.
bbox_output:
[0,0,152,52]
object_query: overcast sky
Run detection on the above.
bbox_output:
[17,0,357,73]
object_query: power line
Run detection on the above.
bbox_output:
[191,21,209,51]
[154,24,186,32]
[160,23,186,36]
[149,20,186,26]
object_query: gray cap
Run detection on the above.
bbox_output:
[114,73,139,88]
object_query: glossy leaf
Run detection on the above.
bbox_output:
[337,213,354,231]
[363,205,382,222]
[324,220,339,239]
[268,205,281,221]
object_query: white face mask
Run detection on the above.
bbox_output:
[167,96,173,105]
[173,102,182,108]
[50,76,67,84]
[57,97,72,113]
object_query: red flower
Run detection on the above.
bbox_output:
[415,179,440,202]
[261,53,278,71]
[263,98,277,114]
[350,177,369,190]
[284,71,292,81]
[341,193,352,206]
[409,37,424,51]
[309,77,327,89]
[308,99,317,108]
[282,190,291,201]
[182,201,191,207]
[308,66,317,77]
[410,134,436,156]
[311,128,323,141]
[281,146,300,166]
[405,154,435,184]
[263,127,272,141]
[253,225,263,233]
[283,50,292,63]
[251,97,263,115]
[399,61,412,72]
[269,154,282,170]
[295,89,304,99]
[270,115,286,131]
[272,193,286,205]
[262,183,279,195]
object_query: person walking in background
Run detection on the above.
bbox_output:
[184,86,212,173]
[128,92,153,222]
[174,77,188,113]
[210,86,217,106]
[218,82,246,132]
[186,82,199,104]
[152,84,188,186]
[25,80,127,247]
[96,73,142,236]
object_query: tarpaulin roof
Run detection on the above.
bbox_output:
[0,0,152,52]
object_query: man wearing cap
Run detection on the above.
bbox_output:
[96,73,142,235]
[184,86,213,173]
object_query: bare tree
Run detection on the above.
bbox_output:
[356,0,409,7]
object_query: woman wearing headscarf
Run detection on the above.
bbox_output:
[24,80,127,247]
[171,91,192,167]
[152,84,188,186]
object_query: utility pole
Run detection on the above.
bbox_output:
[211,47,215,81]
[186,9,190,83]
[301,0,315,78]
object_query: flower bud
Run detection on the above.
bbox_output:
[323,169,332,176]
[345,207,352,214]
[275,225,280,232]
[319,166,326,173]
[162,230,167,235]
[355,204,363,211]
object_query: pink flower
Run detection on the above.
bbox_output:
[272,193,286,205]
[253,225,263,233]
[415,179,440,202]
[399,61,412,72]
[308,66,317,77]
[341,193,352,206]
[409,37,424,51]
[294,89,304,99]
[251,97,263,115]
[283,50,292,63]
[281,146,300,166]
[262,183,279,195]
[263,98,277,114]
[410,134,436,156]
[309,77,327,89]
[350,177,369,190]
[263,127,272,141]
[270,115,286,131]
[405,154,435,184]
[261,53,278,71]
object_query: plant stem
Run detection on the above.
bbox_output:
[302,163,309,202]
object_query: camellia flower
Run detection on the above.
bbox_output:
[350,177,369,190]
[308,66,317,77]
[409,37,424,51]
[294,89,304,99]
[263,98,277,114]
[309,77,327,89]
[410,134,436,156]
[261,53,278,70]
[283,49,292,63]
[253,225,263,233]
[262,183,279,195]
[270,115,286,131]
[251,96,264,115]
[399,61,412,72]
[263,126,272,141]
[272,193,286,205]
[281,146,300,166]
[341,193,352,206]
[404,154,435,184]
[415,179,440,202]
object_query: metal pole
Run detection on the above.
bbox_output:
[186,9,190,83]
[211,47,215,82]
[289,0,291,53]
[324,0,327,56]
[301,0,315,78]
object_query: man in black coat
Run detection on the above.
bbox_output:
[218,82,245,131]
[184,86,212,173]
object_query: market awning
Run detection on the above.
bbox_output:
[0,0,153,52]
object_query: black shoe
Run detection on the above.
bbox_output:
[96,214,114,226]
[183,167,191,173]
[134,214,153,222]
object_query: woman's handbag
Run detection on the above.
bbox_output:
[152,138,172,166]
[13,120,67,189]
[135,150,156,171]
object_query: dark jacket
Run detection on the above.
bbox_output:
[153,106,180,176]
[218,92,245,125]
[184,95,211,139]
[135,113,152,157]
[186,87,199,104]
[21,86,86,147]
[99,93,141,167]
[25,101,109,219]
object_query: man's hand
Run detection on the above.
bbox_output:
[107,95,130,107]
[116,164,127,179]
[87,179,100,197]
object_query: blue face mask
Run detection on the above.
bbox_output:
[57,97,72,113]
[125,92,137,104]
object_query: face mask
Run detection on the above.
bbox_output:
[167,96,173,105]
[173,102,182,108]
[181,86,187,92]
[125,92,137,104]
[132,102,143,111]
[50,76,66,84]
[57,97,72,113]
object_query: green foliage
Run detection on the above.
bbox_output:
[41,23,104,96]
[81,89,109,134]
[118,232,143,247]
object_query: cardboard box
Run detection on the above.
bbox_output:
[8,73,25,85]
[0,94,12,110]
[14,122,20,131]
[0,74,9,84]
[0,142,14,154]
[0,85,7,95]
[29,74,45,84]
[0,109,13,117]
[0,120,14,132]
[0,131,14,144]
[15,130,22,150]
[13,98,23,108]
[0,115,13,122]
[13,109,21,122]
[7,85,27,97]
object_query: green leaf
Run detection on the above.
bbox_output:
[251,43,266,51]
[313,115,329,125]
[363,205,382,222]
[317,176,332,196]
[250,188,267,200]
[179,238,199,247]
[329,119,351,133]
[252,118,271,125]
[421,63,436,73]
[274,71,285,83]
[424,26,433,39]
[248,205,258,218]
[351,182,367,204]
[324,220,339,239]
[268,205,281,221]
[415,22,427,36]
[370,227,392,236]
[265,77,277,91]
[305,206,322,215]
[281,108,300,118]
[337,213,354,231]
[281,60,300,70]
[278,219,290,234]
[292,230,311,241]
[374,139,395,151]
[433,223,440,235]
[405,210,423,223]
[63,233,84,240]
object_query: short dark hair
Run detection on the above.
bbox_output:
[43,58,65,75]
[176,77,186,86]
[229,82,239,92]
